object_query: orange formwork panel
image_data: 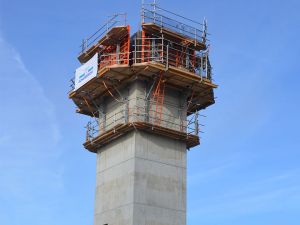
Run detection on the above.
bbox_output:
[99,25,131,68]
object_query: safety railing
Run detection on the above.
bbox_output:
[70,36,211,93]
[142,8,206,44]
[69,77,75,93]
[80,13,127,54]
[99,51,130,68]
[85,97,201,142]
[132,36,211,78]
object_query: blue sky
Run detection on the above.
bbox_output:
[0,0,299,225]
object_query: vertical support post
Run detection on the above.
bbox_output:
[98,110,102,134]
[180,92,188,133]
[161,34,164,63]
[153,0,156,24]
[86,121,91,141]
[195,110,199,135]
[200,54,203,77]
[146,99,150,123]
[82,39,86,53]
[134,37,137,64]
[202,18,207,44]
[205,53,208,78]
[151,38,157,61]
[92,122,95,140]
[99,102,106,133]
[116,43,120,64]
[185,47,189,70]
[166,44,169,70]
[126,25,130,65]
[70,78,75,91]
[142,30,145,63]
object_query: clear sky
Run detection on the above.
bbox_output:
[0,0,299,225]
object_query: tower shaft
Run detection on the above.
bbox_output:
[69,4,217,225]
[95,131,186,225]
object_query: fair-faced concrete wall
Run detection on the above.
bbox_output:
[94,131,186,225]
[133,131,186,225]
[95,132,136,225]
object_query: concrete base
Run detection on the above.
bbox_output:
[94,130,186,225]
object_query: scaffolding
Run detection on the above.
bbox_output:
[141,5,207,44]
[85,96,201,151]
[133,35,211,77]
[70,35,211,92]
[69,1,217,152]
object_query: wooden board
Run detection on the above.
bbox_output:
[84,122,200,153]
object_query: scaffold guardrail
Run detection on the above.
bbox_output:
[141,4,208,44]
[70,36,211,93]
[80,13,127,54]
[85,98,202,142]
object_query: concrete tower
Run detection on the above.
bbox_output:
[69,3,217,225]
